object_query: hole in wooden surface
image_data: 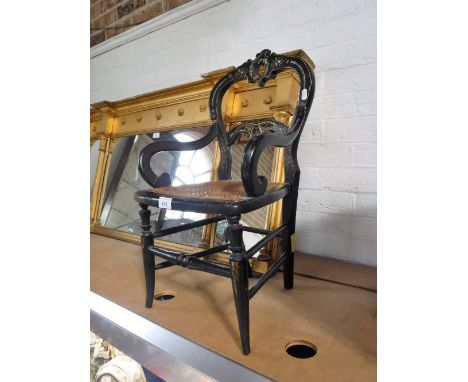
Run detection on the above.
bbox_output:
[154,291,176,301]
[285,340,317,359]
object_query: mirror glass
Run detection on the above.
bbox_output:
[97,126,215,248]
[214,143,276,257]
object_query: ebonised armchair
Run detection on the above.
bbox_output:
[134,49,315,355]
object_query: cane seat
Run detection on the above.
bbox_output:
[134,180,289,215]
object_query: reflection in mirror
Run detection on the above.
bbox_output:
[90,140,100,201]
[214,143,275,258]
[97,126,215,248]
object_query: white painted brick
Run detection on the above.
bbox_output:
[361,35,377,63]
[315,9,376,47]
[298,143,352,167]
[353,193,377,217]
[318,214,377,241]
[362,0,377,10]
[325,0,362,18]
[291,0,361,25]
[347,216,377,241]
[252,0,292,13]
[295,211,323,233]
[299,171,322,190]
[309,212,344,235]
[354,89,377,115]
[297,190,354,214]
[352,143,376,166]
[301,121,324,143]
[313,39,363,71]
[295,232,376,266]
[295,232,348,259]
[323,116,376,143]
[300,167,377,193]
[310,94,356,119]
[289,0,329,24]
[316,63,376,96]
[346,239,376,266]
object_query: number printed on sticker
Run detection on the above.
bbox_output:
[158,197,172,209]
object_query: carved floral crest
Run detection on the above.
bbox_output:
[238,49,286,87]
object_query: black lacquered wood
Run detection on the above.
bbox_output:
[226,215,250,354]
[248,252,288,300]
[242,226,272,235]
[135,49,315,355]
[148,246,231,278]
[139,204,156,308]
[153,215,225,238]
[138,124,218,187]
[209,49,315,196]
[154,244,229,271]
[245,224,287,258]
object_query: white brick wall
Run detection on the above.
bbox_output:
[91,0,377,266]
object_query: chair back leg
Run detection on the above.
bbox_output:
[281,191,298,290]
[139,203,155,308]
[282,225,294,290]
[227,215,250,355]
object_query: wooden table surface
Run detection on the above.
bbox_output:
[91,234,376,382]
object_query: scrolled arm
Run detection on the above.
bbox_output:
[138,124,218,187]
[241,131,297,197]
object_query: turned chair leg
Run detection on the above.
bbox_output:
[227,215,250,355]
[139,203,155,308]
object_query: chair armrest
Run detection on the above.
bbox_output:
[241,132,297,197]
[138,124,218,187]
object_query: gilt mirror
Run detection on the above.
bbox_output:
[90,50,309,269]
[94,126,215,249]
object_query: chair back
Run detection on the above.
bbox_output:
[209,49,315,192]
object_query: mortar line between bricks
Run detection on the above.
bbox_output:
[313,31,377,51]
[294,231,377,243]
[296,209,377,218]
[308,115,376,122]
[318,141,376,144]
[299,188,377,194]
[311,7,377,26]
[309,32,376,50]
[310,114,377,121]
[313,90,376,99]
[287,7,368,27]
[297,163,377,168]
[313,62,377,74]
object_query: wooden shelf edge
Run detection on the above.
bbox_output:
[293,252,377,291]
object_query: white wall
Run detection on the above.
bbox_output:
[91,0,377,266]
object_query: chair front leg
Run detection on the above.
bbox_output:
[139,203,155,308]
[227,215,250,355]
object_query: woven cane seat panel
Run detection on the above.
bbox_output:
[152,180,285,202]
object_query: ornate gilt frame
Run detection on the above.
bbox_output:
[90,49,315,272]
